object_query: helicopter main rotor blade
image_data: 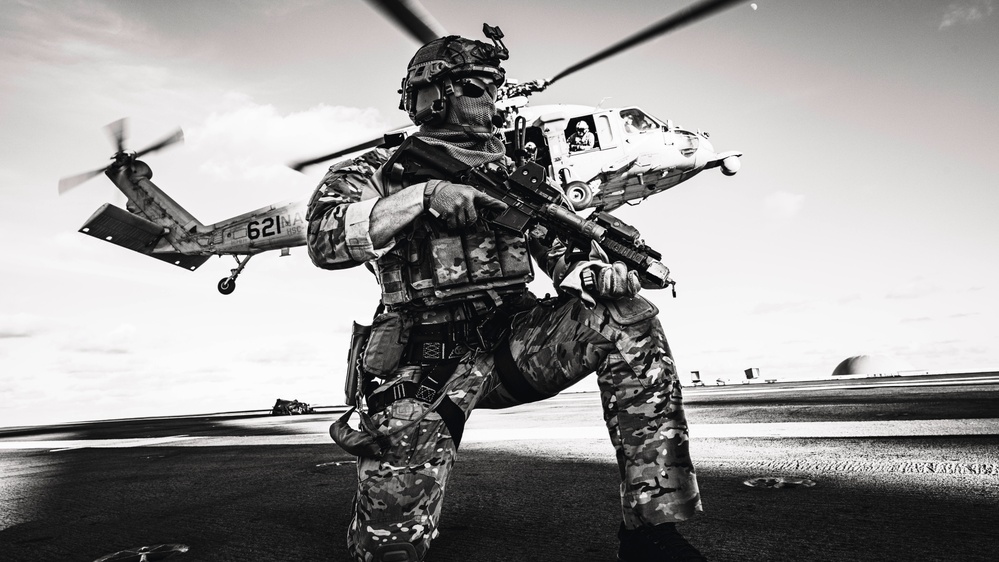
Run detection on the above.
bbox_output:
[367,0,447,44]
[548,0,745,86]
[58,167,107,195]
[134,128,184,159]
[106,118,127,154]
[288,135,389,172]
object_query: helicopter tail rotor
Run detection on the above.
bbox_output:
[58,118,184,195]
[135,129,184,159]
[106,117,127,154]
[58,168,108,194]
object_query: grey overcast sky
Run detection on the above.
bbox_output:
[1,0,997,426]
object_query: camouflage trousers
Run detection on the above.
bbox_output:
[347,295,701,561]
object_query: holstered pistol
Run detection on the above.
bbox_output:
[345,322,372,407]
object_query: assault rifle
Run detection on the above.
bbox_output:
[399,136,676,294]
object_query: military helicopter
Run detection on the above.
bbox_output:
[59,0,744,295]
[57,118,309,295]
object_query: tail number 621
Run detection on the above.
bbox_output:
[247,217,283,240]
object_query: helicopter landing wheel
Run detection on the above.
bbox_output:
[218,278,236,295]
[565,181,594,210]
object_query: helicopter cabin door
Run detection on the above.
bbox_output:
[560,112,617,185]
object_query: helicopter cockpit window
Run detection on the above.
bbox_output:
[620,108,659,134]
[566,118,598,152]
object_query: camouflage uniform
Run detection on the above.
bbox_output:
[307,149,701,561]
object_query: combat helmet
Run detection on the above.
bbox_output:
[399,24,509,125]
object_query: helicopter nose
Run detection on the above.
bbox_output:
[691,132,742,177]
[692,135,717,168]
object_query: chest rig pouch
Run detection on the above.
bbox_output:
[375,145,534,309]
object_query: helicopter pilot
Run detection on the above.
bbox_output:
[621,109,655,134]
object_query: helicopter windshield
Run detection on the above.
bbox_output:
[620,108,659,134]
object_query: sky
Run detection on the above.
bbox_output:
[1,0,997,427]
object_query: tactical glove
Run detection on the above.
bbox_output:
[581,261,642,300]
[424,180,508,229]
[580,240,642,300]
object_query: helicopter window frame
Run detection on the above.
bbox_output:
[503,126,550,166]
[620,108,660,135]
[595,114,616,150]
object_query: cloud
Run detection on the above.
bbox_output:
[940,1,994,29]
[1,1,142,66]
[750,299,812,315]
[885,279,940,300]
[949,312,981,319]
[242,0,324,18]
[62,323,138,355]
[0,313,46,339]
[763,191,805,219]
[186,93,389,184]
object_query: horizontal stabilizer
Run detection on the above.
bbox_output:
[79,203,209,271]
[148,251,211,271]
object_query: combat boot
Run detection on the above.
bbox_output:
[374,543,419,562]
[617,522,707,562]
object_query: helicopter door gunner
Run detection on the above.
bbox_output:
[568,120,595,152]
[524,140,538,162]
[307,26,706,562]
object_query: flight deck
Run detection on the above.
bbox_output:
[2,373,997,561]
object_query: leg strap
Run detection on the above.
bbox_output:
[493,337,551,404]
[435,394,465,448]
[366,361,467,448]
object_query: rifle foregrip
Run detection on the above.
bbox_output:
[601,238,671,288]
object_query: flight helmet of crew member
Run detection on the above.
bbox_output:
[524,141,538,159]
[398,26,509,139]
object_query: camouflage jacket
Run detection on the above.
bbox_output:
[305,147,576,303]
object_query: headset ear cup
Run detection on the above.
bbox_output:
[428,97,447,125]
[413,85,447,125]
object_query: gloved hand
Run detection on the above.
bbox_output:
[424,180,508,229]
[580,240,641,300]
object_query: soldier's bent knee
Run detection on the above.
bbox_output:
[604,295,659,327]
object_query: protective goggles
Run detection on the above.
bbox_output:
[452,76,498,100]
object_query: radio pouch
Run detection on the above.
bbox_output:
[362,310,413,377]
[345,322,372,407]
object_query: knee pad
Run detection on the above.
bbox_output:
[375,542,419,562]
